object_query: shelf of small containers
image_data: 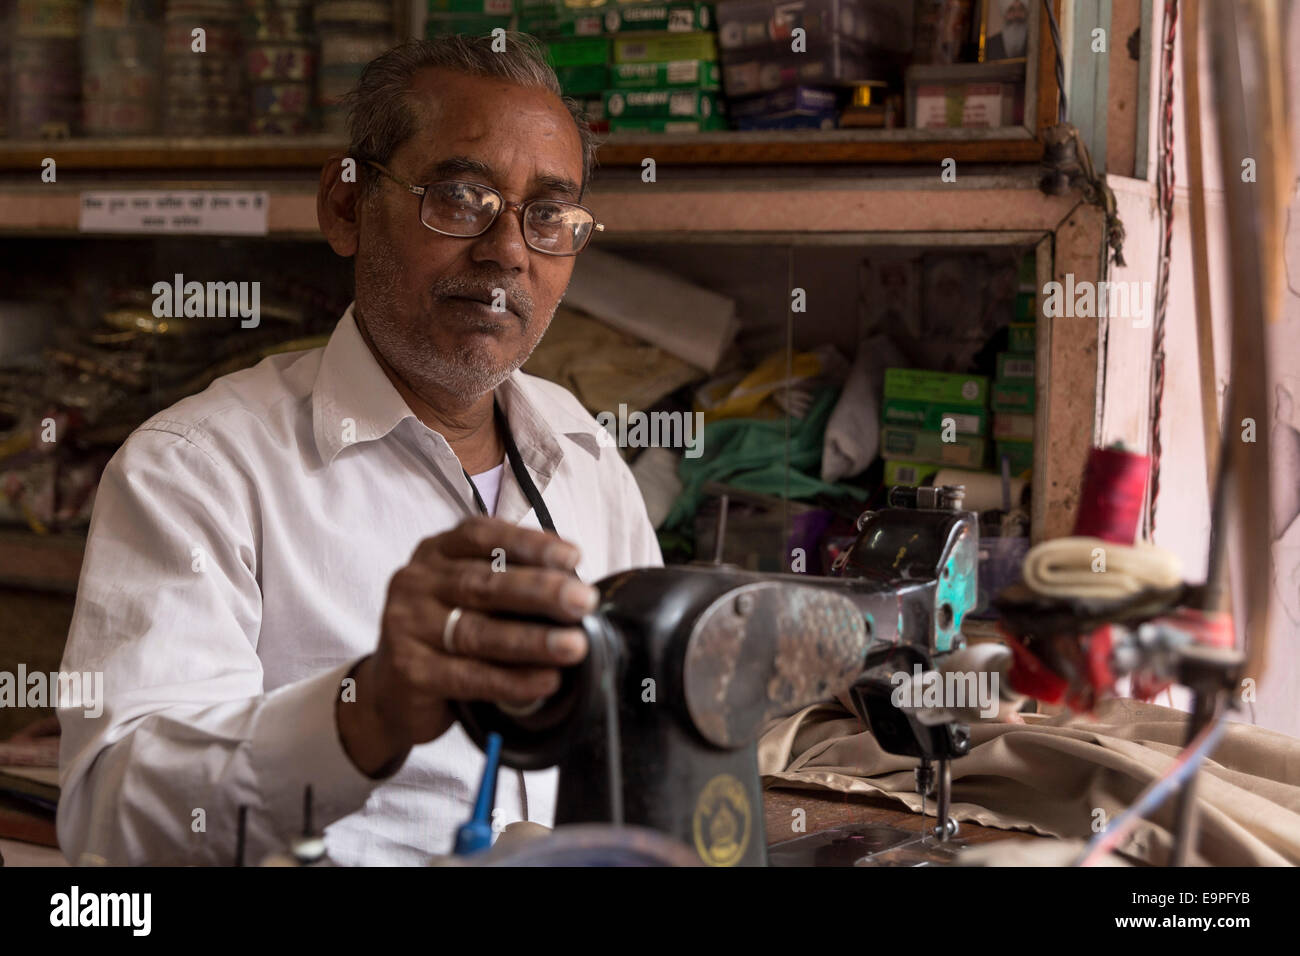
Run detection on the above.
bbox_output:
[1,0,397,139]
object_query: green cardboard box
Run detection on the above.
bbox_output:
[991,379,1035,413]
[428,0,513,14]
[881,397,987,436]
[993,412,1035,441]
[604,87,721,119]
[554,63,608,94]
[1014,293,1036,323]
[996,352,1035,381]
[883,459,942,487]
[426,13,512,35]
[1017,253,1036,289]
[613,31,717,63]
[995,440,1034,476]
[520,10,605,36]
[609,58,721,89]
[544,36,611,66]
[881,426,987,469]
[603,1,713,33]
[883,368,988,407]
[1008,321,1035,353]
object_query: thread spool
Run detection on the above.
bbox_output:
[1073,446,1150,545]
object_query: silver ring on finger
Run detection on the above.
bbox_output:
[443,606,464,655]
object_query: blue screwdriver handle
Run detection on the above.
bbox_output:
[453,731,503,856]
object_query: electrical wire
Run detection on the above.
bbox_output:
[1146,0,1180,538]
[1041,0,1067,122]
[1074,709,1226,866]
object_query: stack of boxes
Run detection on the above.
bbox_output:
[318,0,393,136]
[426,0,513,41]
[519,0,723,134]
[714,0,906,128]
[879,368,989,484]
[991,260,1037,476]
[245,0,317,135]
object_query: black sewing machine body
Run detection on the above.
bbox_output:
[457,498,979,866]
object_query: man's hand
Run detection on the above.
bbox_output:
[337,516,598,776]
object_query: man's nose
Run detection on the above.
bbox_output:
[470,203,530,272]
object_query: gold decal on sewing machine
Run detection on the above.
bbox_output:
[692,774,751,866]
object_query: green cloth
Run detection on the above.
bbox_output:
[663,386,867,533]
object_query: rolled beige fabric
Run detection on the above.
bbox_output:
[1021,537,1182,599]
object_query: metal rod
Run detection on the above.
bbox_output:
[934,759,953,843]
[712,494,729,565]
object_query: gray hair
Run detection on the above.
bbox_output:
[343,34,598,199]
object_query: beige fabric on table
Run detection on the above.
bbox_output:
[758,697,1300,866]
[523,305,704,415]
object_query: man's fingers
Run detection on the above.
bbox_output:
[433,559,598,622]
[413,516,580,570]
[435,654,564,706]
[447,610,588,666]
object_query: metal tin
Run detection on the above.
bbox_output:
[250,81,311,114]
[14,0,82,38]
[314,0,391,25]
[245,42,315,81]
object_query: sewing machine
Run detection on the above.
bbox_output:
[455,486,982,866]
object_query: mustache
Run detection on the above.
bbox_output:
[432,274,533,323]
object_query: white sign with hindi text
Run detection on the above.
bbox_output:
[78,191,270,235]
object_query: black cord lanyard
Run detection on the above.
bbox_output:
[462,398,555,821]
[461,399,558,535]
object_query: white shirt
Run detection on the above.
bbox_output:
[56,305,663,866]
[469,463,506,516]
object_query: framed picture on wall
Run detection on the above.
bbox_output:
[980,0,1031,62]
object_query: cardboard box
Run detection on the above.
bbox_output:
[426,13,512,34]
[428,0,512,14]
[1014,293,1036,323]
[990,379,1035,413]
[545,36,611,66]
[1008,321,1035,353]
[881,426,987,468]
[883,367,988,406]
[716,0,910,52]
[613,31,717,63]
[994,440,1034,476]
[609,58,722,89]
[727,85,839,119]
[603,1,714,33]
[882,397,987,435]
[992,412,1035,441]
[905,62,1024,129]
[604,87,722,119]
[553,63,608,95]
[996,352,1035,381]
[883,459,941,487]
[521,11,606,36]
[720,34,882,95]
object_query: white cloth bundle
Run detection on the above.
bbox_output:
[1021,537,1183,599]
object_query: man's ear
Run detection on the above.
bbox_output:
[318,155,361,257]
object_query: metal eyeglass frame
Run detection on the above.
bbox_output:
[363,160,604,257]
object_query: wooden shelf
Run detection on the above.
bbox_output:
[0,172,1078,238]
[0,126,1044,173]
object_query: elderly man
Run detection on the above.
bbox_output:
[56,34,661,866]
[985,0,1030,60]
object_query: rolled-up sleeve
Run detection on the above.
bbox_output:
[57,423,382,866]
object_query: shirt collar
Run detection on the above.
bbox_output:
[311,304,604,481]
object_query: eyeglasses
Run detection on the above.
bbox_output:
[364,160,604,257]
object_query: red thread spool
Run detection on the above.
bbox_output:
[1073,446,1150,545]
